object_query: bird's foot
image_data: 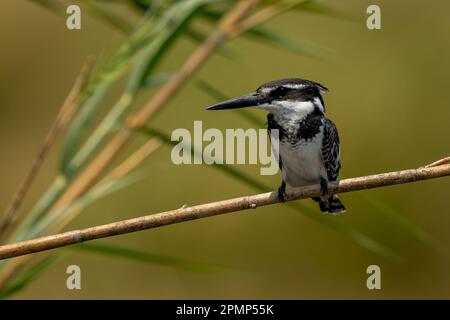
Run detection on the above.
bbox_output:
[318,201,328,212]
[320,177,328,196]
[278,182,287,203]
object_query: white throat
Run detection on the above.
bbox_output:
[260,99,323,122]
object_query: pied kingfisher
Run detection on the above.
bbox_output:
[207,78,346,214]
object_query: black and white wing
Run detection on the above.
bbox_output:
[321,118,341,182]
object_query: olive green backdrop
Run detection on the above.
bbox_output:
[1,0,449,298]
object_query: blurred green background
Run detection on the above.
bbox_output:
[1,0,450,299]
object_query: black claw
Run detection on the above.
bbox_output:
[278,182,287,203]
[320,177,328,196]
[319,201,328,212]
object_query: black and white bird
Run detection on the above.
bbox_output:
[207,78,346,214]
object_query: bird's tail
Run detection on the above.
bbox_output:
[313,195,346,215]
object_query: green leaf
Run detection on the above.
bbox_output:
[201,2,324,60]
[244,27,328,60]
[15,2,164,242]
[196,79,228,101]
[61,82,110,177]
[30,171,144,240]
[63,1,215,177]
[137,126,402,262]
[185,27,237,60]
[10,174,68,242]
[13,0,216,244]
[356,192,435,246]
[142,73,173,88]
[286,201,401,263]
[137,0,217,87]
[60,8,162,174]
[199,7,227,22]
[71,242,224,273]
[0,255,61,299]
[130,0,151,12]
[85,0,135,34]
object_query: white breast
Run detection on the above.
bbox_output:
[265,99,327,187]
[273,129,326,187]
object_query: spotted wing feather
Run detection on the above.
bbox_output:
[321,118,341,181]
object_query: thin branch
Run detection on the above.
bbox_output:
[424,157,450,168]
[0,159,449,261]
[0,56,94,240]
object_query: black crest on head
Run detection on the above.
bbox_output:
[257,78,328,109]
[257,78,328,93]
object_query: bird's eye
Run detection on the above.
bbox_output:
[270,86,290,97]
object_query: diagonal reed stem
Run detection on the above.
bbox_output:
[0,159,449,261]
[0,57,94,241]
[48,137,162,234]
[0,138,162,290]
[46,0,262,217]
[0,0,263,290]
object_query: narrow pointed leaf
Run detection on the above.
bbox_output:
[60,11,160,174]
[356,192,435,246]
[186,28,237,60]
[85,0,135,34]
[71,242,224,273]
[63,1,215,176]
[244,27,328,60]
[30,172,144,240]
[61,82,110,177]
[137,0,217,87]
[0,255,61,299]
[143,73,173,88]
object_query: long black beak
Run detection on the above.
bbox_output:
[206,92,263,110]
